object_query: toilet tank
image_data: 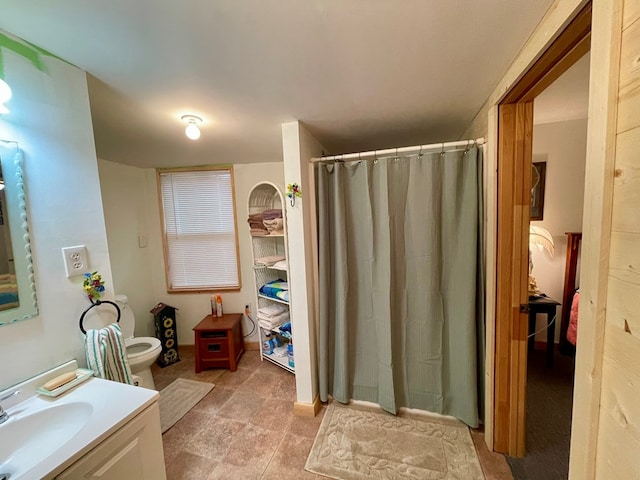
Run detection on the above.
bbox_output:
[114,294,135,339]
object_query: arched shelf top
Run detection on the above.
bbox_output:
[247,181,285,216]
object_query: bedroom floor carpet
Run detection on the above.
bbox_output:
[506,348,575,480]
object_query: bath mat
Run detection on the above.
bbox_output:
[305,402,484,479]
[159,378,214,433]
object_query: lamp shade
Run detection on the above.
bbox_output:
[529,225,554,257]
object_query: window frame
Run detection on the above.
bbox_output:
[157,165,242,293]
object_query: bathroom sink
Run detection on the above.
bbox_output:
[0,401,93,479]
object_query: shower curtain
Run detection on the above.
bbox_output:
[317,147,484,427]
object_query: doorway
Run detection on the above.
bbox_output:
[493,2,591,458]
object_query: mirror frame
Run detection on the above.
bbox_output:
[0,144,38,326]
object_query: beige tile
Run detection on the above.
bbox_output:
[180,367,227,384]
[165,451,218,480]
[236,350,263,370]
[217,390,266,421]
[222,423,285,472]
[191,386,235,415]
[289,405,326,439]
[236,368,287,398]
[214,365,256,387]
[156,348,515,480]
[206,462,263,480]
[162,410,211,460]
[262,432,317,479]
[249,397,294,431]
[270,371,297,400]
[185,416,247,461]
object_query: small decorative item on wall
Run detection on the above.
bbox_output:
[83,271,105,303]
[531,161,547,221]
[286,183,302,207]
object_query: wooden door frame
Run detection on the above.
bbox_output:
[493,3,592,457]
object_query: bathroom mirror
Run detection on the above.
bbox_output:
[0,142,38,326]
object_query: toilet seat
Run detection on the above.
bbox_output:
[125,337,161,360]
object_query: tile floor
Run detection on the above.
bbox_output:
[152,346,512,480]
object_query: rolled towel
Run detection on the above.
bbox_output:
[263,218,284,232]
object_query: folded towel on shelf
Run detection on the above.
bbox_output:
[85,323,134,385]
[257,303,288,318]
[250,228,270,236]
[255,255,286,266]
[259,280,289,302]
[271,260,288,271]
[262,209,283,220]
[258,310,290,329]
[263,217,284,233]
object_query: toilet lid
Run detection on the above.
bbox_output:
[114,294,135,339]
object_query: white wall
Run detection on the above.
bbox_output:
[530,118,587,341]
[0,29,114,390]
[97,160,157,337]
[282,121,324,406]
[98,159,284,346]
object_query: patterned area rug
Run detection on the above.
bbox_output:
[159,378,214,433]
[305,402,484,479]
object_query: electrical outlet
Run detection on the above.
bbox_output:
[244,302,252,316]
[62,245,89,278]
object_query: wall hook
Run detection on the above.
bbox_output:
[287,183,302,207]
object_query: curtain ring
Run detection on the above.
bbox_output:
[374,150,378,164]
[418,145,423,158]
[440,143,445,158]
[464,140,471,156]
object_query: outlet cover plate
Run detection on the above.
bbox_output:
[62,245,88,278]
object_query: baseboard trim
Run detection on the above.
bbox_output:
[294,395,322,417]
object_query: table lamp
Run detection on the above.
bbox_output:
[529,225,555,295]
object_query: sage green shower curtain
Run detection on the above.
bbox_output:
[317,147,484,427]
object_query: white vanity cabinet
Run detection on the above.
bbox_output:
[55,402,165,480]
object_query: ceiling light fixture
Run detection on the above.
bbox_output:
[0,79,12,115]
[181,115,202,140]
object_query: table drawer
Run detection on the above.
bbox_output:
[198,336,229,359]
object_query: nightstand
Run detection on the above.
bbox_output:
[193,313,244,372]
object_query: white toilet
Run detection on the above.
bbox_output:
[114,294,162,390]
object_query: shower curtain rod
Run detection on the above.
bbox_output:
[312,137,485,163]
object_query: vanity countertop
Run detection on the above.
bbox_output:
[0,361,159,480]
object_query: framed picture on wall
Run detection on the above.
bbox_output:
[531,161,547,220]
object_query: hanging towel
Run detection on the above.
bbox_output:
[85,323,134,385]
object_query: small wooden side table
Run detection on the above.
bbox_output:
[528,296,561,368]
[193,313,244,373]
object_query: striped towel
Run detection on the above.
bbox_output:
[85,323,134,385]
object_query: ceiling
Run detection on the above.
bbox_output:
[0,1,556,168]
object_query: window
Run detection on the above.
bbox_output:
[158,167,240,291]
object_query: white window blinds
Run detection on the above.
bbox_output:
[159,168,240,290]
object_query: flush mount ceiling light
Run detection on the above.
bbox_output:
[0,79,12,115]
[181,114,203,140]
